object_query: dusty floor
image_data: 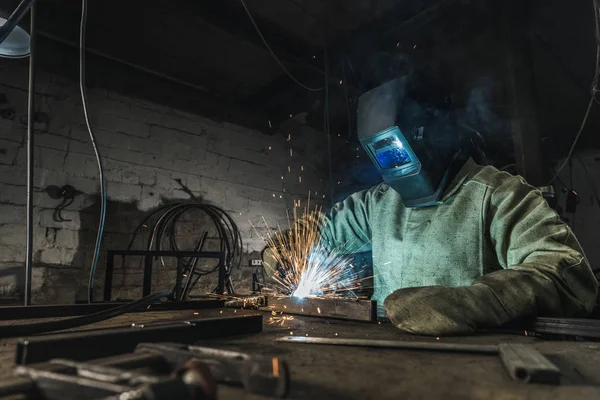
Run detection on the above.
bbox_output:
[0,307,599,399]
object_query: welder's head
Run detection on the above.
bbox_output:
[358,72,474,207]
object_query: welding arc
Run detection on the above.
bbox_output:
[0,290,170,338]
[239,0,324,92]
[124,203,243,298]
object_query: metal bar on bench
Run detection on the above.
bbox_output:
[0,299,225,321]
[175,257,183,301]
[262,297,377,322]
[15,313,263,365]
[529,317,600,339]
[104,251,115,302]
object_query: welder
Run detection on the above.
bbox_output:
[318,73,598,336]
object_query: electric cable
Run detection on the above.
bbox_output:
[239,0,324,92]
[549,0,600,184]
[0,290,170,338]
[24,3,35,306]
[124,202,243,299]
[79,0,107,303]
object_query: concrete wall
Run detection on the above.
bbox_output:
[0,61,328,304]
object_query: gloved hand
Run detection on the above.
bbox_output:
[383,284,511,336]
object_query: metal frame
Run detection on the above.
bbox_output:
[104,250,226,301]
[15,313,263,364]
[0,299,224,321]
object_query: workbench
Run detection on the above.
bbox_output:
[0,308,599,399]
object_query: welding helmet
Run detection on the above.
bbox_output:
[358,75,467,207]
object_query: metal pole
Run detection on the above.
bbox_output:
[24,4,36,306]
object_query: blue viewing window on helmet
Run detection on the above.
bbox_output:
[370,135,412,170]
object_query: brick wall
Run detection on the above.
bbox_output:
[0,60,329,304]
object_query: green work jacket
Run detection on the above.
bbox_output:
[321,159,597,327]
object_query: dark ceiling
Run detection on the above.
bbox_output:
[12,0,493,136]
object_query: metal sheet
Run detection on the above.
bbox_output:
[262,297,376,322]
[276,336,499,354]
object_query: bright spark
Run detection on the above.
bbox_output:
[251,194,372,300]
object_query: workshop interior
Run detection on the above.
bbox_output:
[0,0,599,398]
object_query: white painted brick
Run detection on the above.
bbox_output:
[0,224,25,245]
[38,247,77,265]
[139,152,166,169]
[139,185,163,211]
[0,244,24,262]
[0,204,25,224]
[117,117,150,138]
[120,167,140,185]
[63,152,92,177]
[0,183,25,205]
[162,117,204,135]
[37,208,81,230]
[106,182,141,202]
[97,98,131,116]
[155,171,174,190]
[39,248,62,265]
[107,147,144,165]
[104,168,123,183]
[63,176,100,195]
[129,105,165,125]
[137,168,156,186]
[104,131,132,150]
[35,133,70,152]
[0,119,24,141]
[127,136,161,155]
[0,165,25,185]
[55,228,80,249]
[124,273,144,286]
[36,148,66,171]
[0,139,21,166]
[171,158,198,173]
[85,112,121,132]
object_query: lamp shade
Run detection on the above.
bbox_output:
[0,15,30,58]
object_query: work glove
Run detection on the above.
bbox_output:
[383,284,511,336]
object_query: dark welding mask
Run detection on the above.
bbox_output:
[358,76,464,207]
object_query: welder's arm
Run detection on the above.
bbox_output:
[385,176,598,336]
[319,185,383,253]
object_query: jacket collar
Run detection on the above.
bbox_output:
[439,158,480,203]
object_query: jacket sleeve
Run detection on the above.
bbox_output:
[383,174,597,336]
[319,184,384,253]
[477,174,598,320]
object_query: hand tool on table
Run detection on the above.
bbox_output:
[0,342,290,399]
[136,343,289,398]
[277,336,561,385]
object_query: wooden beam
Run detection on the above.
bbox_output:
[262,297,376,322]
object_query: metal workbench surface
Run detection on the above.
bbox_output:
[0,308,599,399]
